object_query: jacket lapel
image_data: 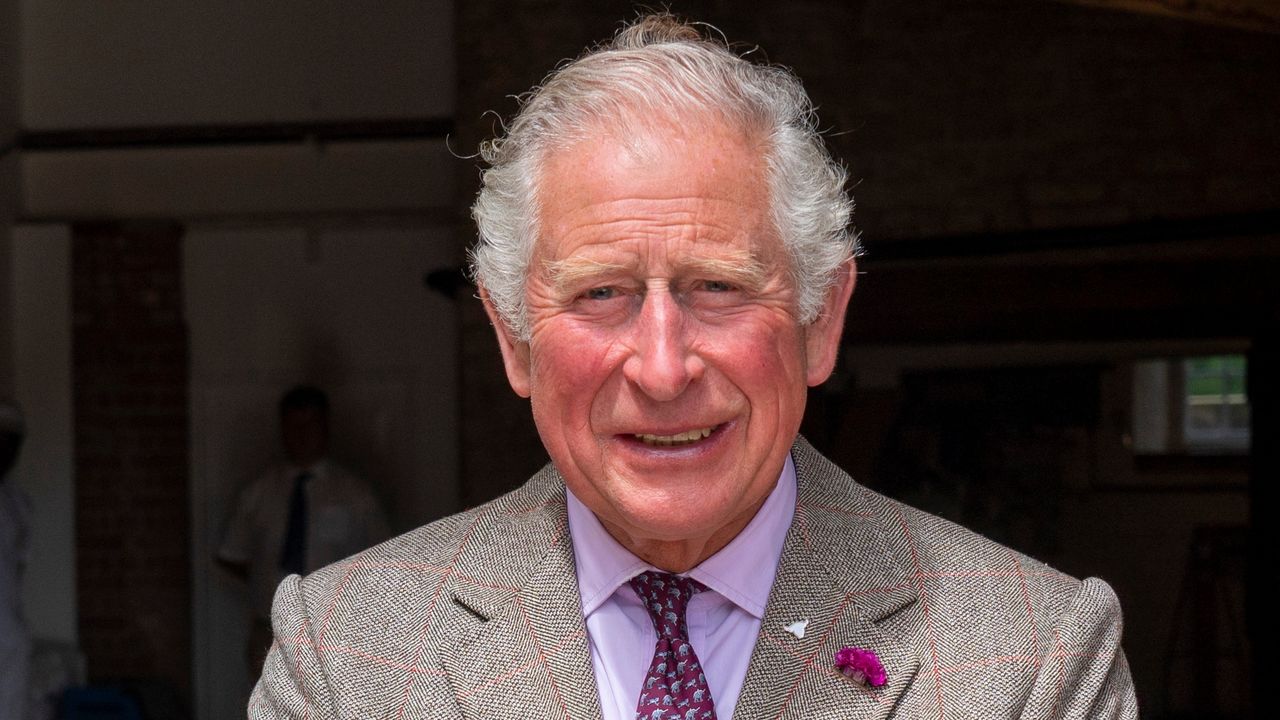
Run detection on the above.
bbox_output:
[440,470,603,720]
[438,440,918,720]
[734,439,921,720]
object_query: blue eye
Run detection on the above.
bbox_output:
[703,280,733,292]
[584,287,617,300]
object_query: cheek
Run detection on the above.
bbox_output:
[529,325,627,410]
[703,320,806,384]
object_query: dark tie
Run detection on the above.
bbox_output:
[629,571,717,720]
[279,471,311,575]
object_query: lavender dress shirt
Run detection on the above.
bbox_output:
[567,455,796,720]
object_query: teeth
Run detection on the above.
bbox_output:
[635,427,715,447]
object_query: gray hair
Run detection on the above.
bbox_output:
[471,13,859,340]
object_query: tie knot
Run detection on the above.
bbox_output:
[628,571,706,640]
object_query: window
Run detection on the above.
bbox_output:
[1132,354,1250,454]
[1182,355,1250,451]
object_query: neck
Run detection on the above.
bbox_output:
[600,495,767,573]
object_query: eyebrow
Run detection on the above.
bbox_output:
[544,249,769,294]
[542,257,630,292]
[681,253,769,291]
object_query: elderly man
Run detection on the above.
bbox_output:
[252,15,1137,719]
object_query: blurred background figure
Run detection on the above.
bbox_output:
[216,385,389,678]
[1,399,31,720]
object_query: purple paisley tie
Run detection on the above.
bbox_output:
[629,571,717,720]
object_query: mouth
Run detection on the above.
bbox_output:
[633,425,718,447]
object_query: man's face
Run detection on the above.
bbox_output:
[487,119,853,559]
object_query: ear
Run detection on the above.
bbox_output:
[804,258,857,387]
[480,286,532,398]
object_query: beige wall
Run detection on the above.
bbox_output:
[18,0,458,224]
[21,0,454,129]
[21,139,456,221]
[9,225,78,645]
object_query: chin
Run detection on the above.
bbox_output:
[612,497,732,543]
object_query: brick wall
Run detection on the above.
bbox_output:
[73,224,190,698]
[456,1,1280,241]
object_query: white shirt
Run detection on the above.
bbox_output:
[567,455,796,720]
[218,459,389,618]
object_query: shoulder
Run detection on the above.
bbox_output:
[888,499,1133,718]
[792,436,1089,621]
[886,493,1109,648]
[790,438,1133,716]
[308,459,564,577]
[289,461,567,642]
[259,463,567,717]
[788,430,1121,650]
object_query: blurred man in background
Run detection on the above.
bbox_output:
[218,385,388,677]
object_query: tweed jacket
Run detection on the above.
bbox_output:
[250,438,1137,719]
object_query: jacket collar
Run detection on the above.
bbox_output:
[440,465,602,720]
[734,438,921,719]
[442,438,920,720]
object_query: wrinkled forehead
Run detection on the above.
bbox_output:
[564,107,763,159]
[531,115,782,263]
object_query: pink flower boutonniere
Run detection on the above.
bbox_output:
[835,646,887,687]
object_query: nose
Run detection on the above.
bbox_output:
[622,284,704,401]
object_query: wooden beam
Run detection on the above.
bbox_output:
[18,118,453,151]
[847,249,1280,344]
[1051,0,1280,34]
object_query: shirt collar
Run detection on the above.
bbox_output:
[567,453,796,620]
